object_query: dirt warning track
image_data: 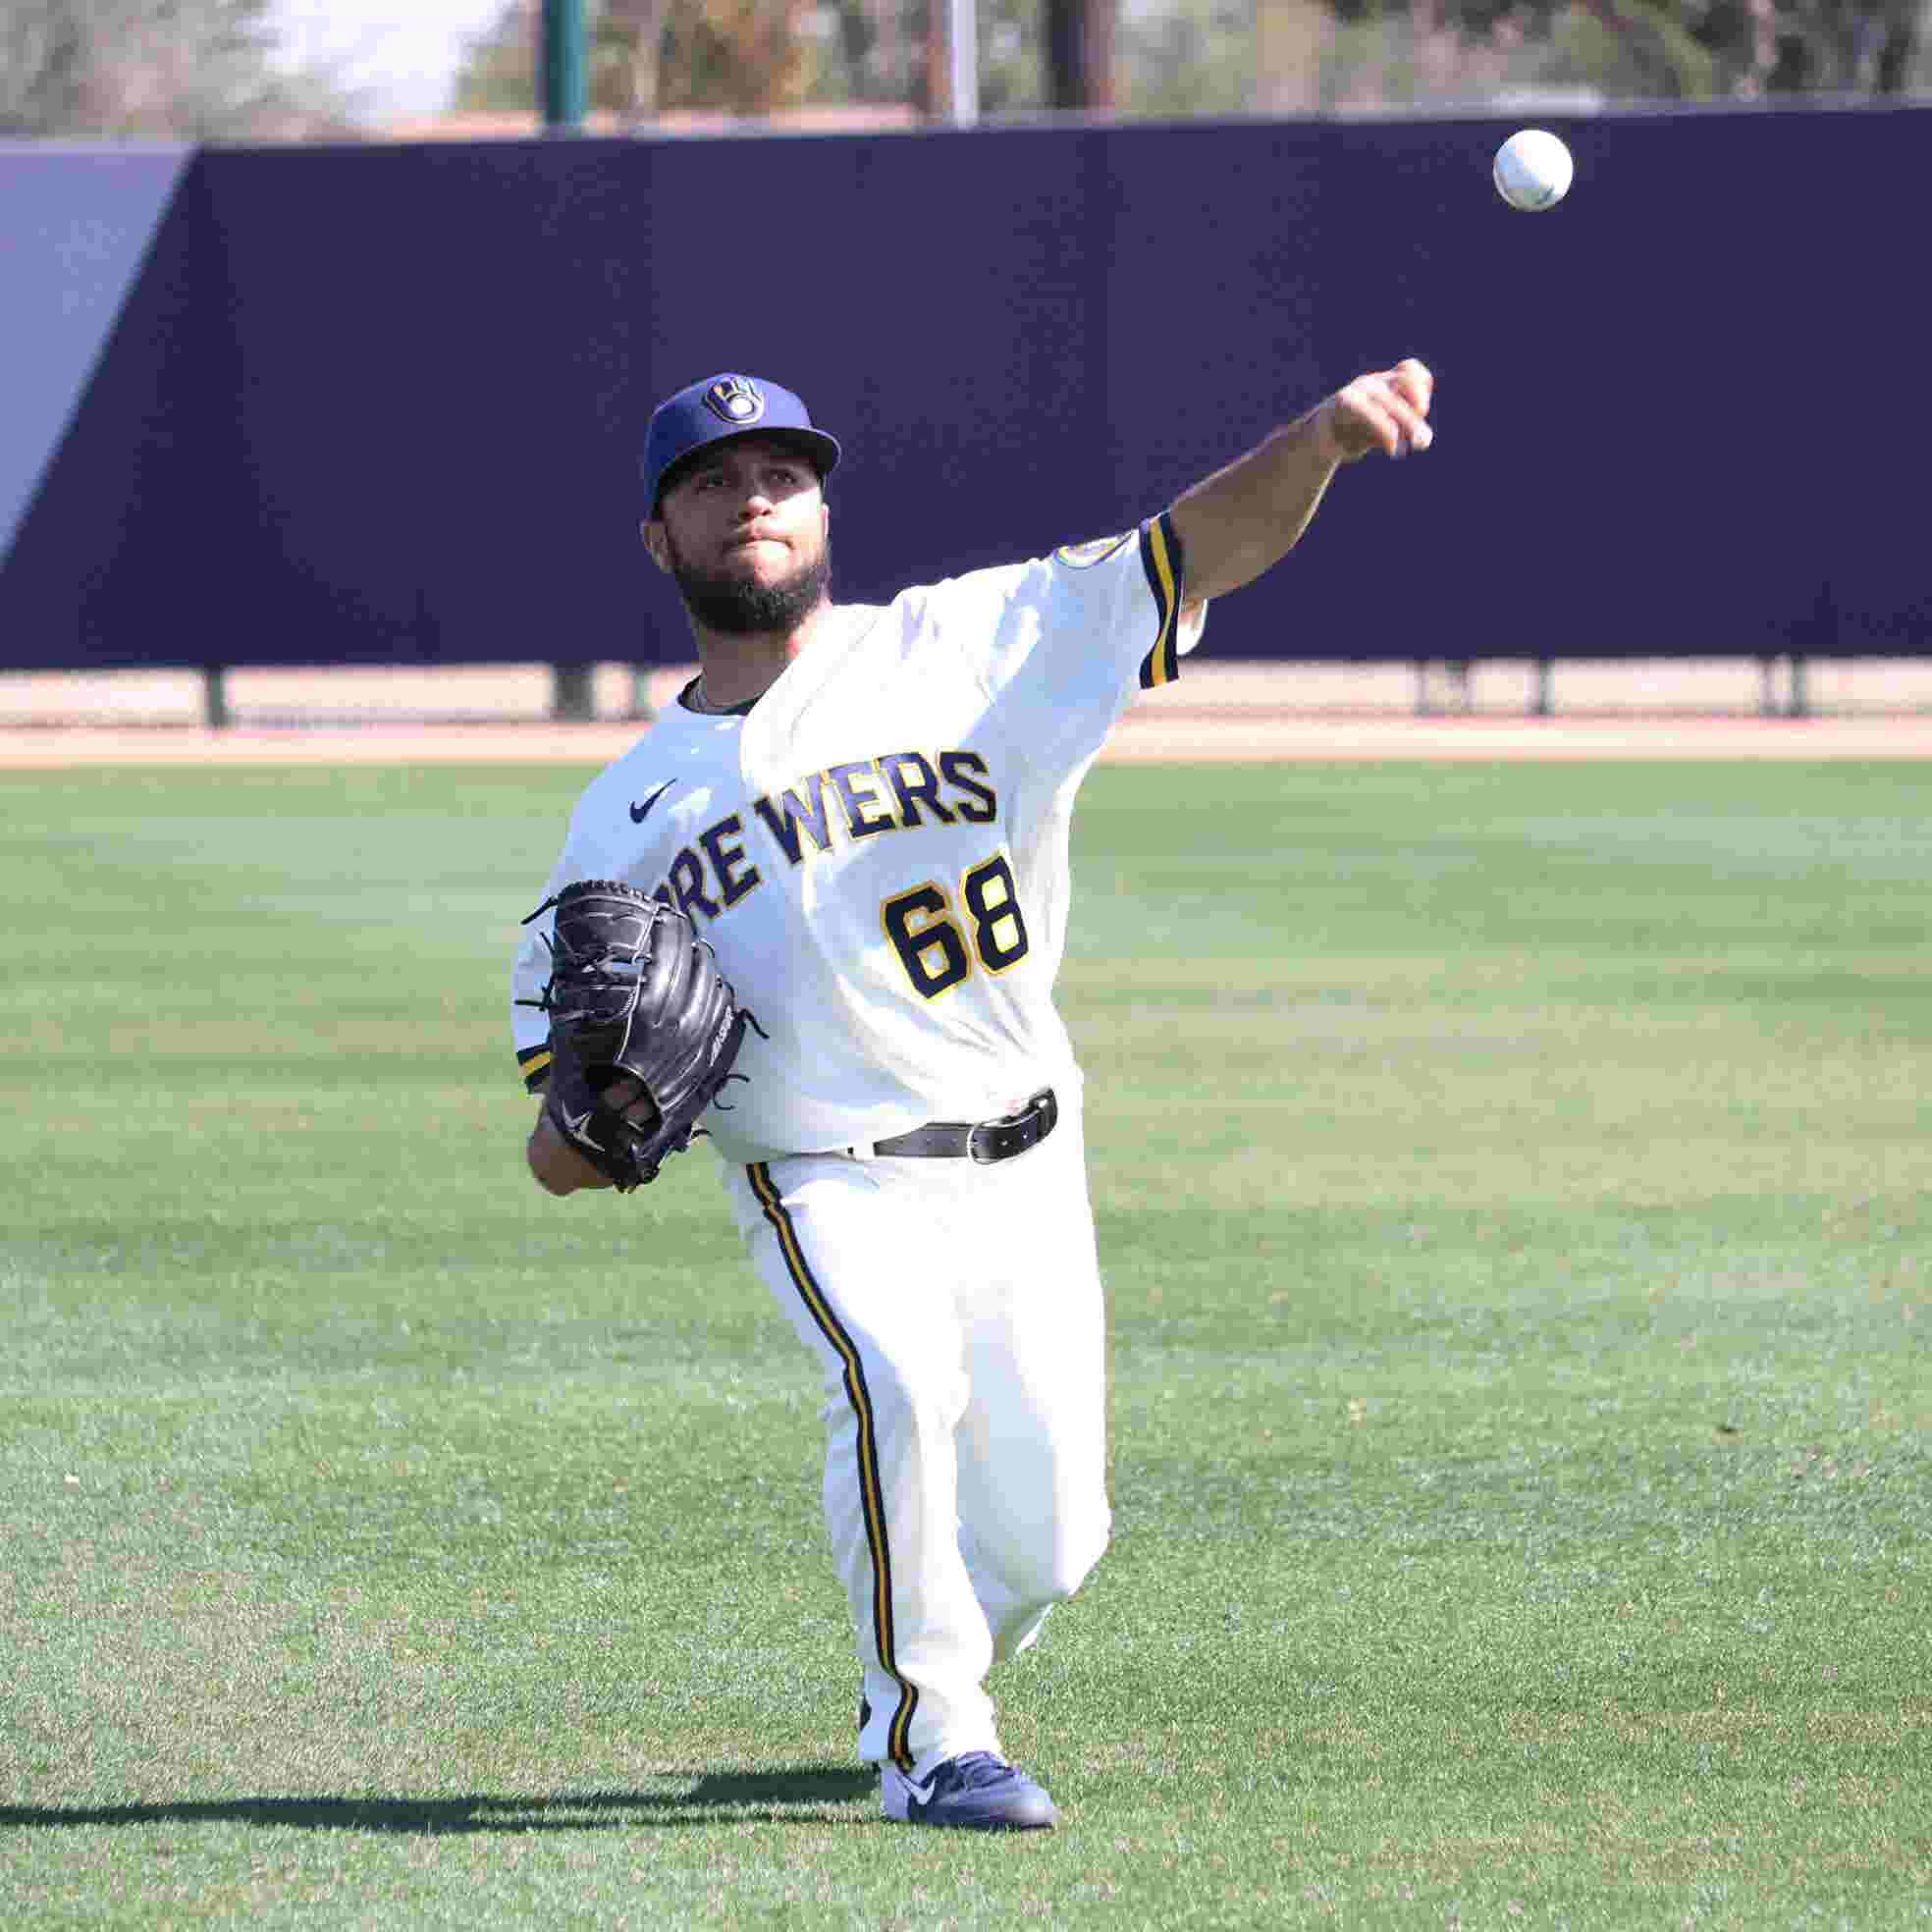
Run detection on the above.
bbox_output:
[4,661,1929,766]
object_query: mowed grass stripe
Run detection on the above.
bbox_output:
[2,759,1927,1930]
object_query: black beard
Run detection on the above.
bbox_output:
[667,533,832,636]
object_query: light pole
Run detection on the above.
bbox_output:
[949,0,979,126]
[542,0,589,129]
[542,0,596,723]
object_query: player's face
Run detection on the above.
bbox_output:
[651,436,826,564]
[644,437,832,635]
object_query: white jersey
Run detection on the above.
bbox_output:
[510,513,1204,1165]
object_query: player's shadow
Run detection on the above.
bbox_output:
[0,1765,874,1834]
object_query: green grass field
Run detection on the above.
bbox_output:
[3,758,1927,1930]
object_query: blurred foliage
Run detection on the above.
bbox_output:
[974,0,1051,107]
[1333,0,1925,98]
[453,0,1267,115]
[0,0,360,138]
[1117,0,1258,110]
[2,0,1920,141]
[451,0,1925,123]
[456,0,815,115]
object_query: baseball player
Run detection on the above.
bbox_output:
[512,363,1434,1831]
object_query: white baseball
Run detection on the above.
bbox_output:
[1492,129,1573,213]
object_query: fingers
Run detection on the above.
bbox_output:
[599,1074,657,1124]
[1328,358,1436,463]
[1391,356,1433,408]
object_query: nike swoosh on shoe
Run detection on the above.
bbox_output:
[882,1753,1058,1831]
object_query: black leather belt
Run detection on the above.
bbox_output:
[853,1089,1058,1164]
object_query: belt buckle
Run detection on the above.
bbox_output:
[968,1089,1054,1164]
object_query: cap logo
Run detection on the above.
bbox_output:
[703,377,766,426]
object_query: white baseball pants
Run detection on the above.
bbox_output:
[723,1090,1110,1778]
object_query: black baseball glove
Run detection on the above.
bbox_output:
[523,880,759,1191]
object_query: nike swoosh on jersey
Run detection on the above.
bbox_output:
[629,781,674,824]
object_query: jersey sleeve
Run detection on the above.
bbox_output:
[960,510,1207,777]
[1083,512,1197,694]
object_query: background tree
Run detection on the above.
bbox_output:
[1336,0,1927,96]
[0,0,358,139]
[658,0,815,111]
[974,0,1049,108]
[449,0,1928,125]
[1046,0,1119,101]
[1123,0,1261,110]
[455,0,815,118]
[450,0,537,108]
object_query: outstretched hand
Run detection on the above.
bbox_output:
[1316,359,1435,463]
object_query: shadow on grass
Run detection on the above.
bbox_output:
[0,1765,875,1834]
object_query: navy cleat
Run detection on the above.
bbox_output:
[881,1751,1059,1831]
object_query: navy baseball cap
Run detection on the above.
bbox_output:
[641,373,841,513]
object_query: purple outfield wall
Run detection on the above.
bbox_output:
[2,105,1927,672]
